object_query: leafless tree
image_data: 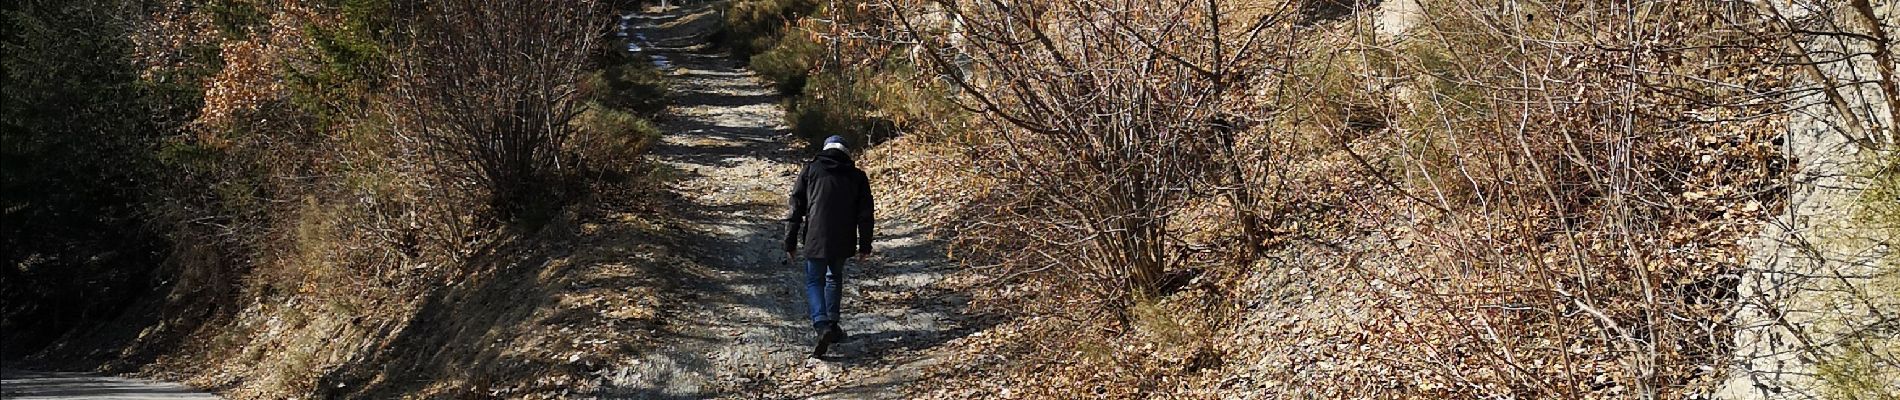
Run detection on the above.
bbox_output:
[875,0,1891,396]
[391,0,605,220]
[886,0,1293,315]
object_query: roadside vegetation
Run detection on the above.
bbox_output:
[719,0,957,149]
[4,0,667,397]
[789,0,1898,398]
[1814,146,1900,400]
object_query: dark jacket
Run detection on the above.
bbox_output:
[785,148,874,260]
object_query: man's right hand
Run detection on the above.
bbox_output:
[786,251,796,265]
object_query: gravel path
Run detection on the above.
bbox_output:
[593,4,968,399]
[1720,7,1898,396]
[0,371,218,400]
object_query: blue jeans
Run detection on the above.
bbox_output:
[804,257,847,328]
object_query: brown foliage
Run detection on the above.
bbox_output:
[16,0,656,397]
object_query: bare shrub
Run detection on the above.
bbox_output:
[1302,1,1878,397]
[789,0,1896,397]
[390,0,605,221]
[887,0,1296,317]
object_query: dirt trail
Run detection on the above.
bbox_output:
[1720,3,1897,396]
[593,4,969,399]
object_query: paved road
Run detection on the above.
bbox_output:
[0,370,218,399]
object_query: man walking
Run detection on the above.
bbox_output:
[785,135,874,357]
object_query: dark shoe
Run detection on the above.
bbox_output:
[812,323,840,357]
[828,323,850,343]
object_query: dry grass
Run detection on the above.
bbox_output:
[10,1,683,398]
[859,0,1820,398]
